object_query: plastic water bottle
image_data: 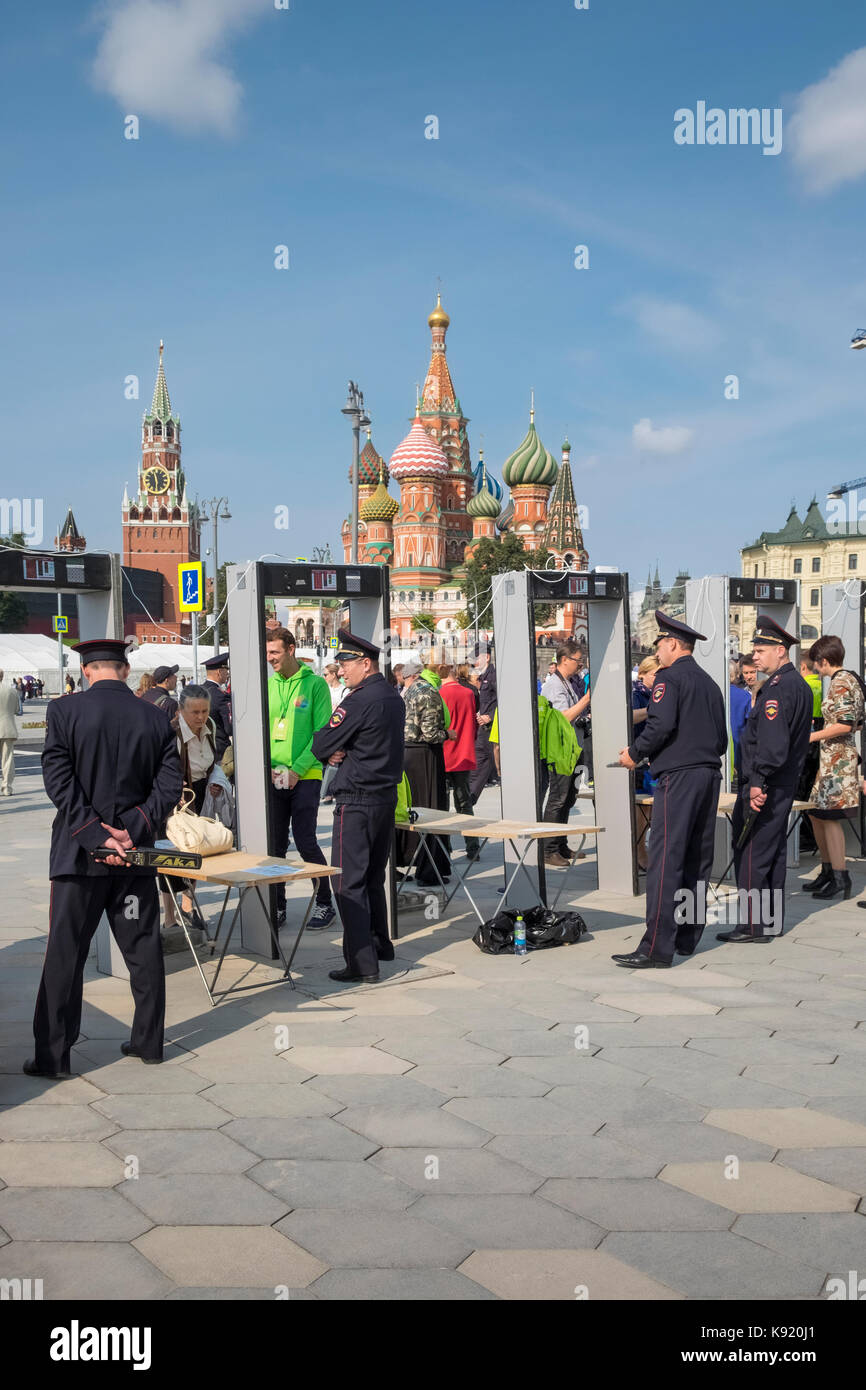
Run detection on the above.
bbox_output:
[514,914,527,957]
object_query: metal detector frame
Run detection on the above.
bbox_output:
[492,568,637,901]
[226,559,396,958]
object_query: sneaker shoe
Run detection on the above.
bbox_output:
[307,904,337,931]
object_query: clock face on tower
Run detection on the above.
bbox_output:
[143,465,170,495]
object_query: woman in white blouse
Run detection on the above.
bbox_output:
[162,685,216,930]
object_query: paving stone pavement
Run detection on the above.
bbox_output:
[0,766,865,1299]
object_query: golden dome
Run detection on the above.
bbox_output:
[428,292,450,330]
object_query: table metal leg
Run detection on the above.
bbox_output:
[439,838,490,925]
[501,840,545,910]
[162,877,220,1007]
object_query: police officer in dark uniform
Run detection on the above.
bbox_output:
[311,630,405,984]
[25,639,183,1078]
[717,615,812,943]
[612,611,727,968]
[202,652,232,759]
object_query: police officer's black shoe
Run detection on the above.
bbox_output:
[328,967,380,984]
[120,1042,163,1064]
[611,951,671,968]
[715,930,772,943]
[376,941,396,961]
[23,1059,74,1080]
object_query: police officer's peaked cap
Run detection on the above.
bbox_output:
[72,638,133,664]
[752,615,797,648]
[335,628,380,661]
[652,610,706,645]
[203,653,230,669]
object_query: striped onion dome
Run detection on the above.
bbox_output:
[502,413,557,488]
[388,413,449,478]
[467,472,501,519]
[472,456,503,503]
[350,431,387,486]
[497,497,514,531]
[360,468,399,522]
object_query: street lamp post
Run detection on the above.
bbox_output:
[342,382,371,565]
[201,496,231,649]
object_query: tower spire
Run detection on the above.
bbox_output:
[150,340,172,423]
[530,388,535,424]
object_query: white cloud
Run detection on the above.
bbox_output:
[91,0,270,136]
[788,47,866,194]
[625,295,720,353]
[632,418,694,455]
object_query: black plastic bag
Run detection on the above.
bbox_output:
[472,905,588,955]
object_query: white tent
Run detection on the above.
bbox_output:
[0,635,223,695]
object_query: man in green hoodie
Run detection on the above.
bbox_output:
[265,628,335,928]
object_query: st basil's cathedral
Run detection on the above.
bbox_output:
[341,296,588,643]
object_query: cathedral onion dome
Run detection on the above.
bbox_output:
[428,292,450,330]
[351,431,387,486]
[467,475,501,519]
[360,467,399,522]
[502,410,557,488]
[388,414,449,478]
[497,497,514,532]
[472,456,503,503]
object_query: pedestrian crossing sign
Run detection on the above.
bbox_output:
[178,562,203,612]
[52,615,68,634]
[329,637,338,649]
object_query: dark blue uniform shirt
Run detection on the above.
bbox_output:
[41,681,184,877]
[311,672,405,802]
[477,665,497,719]
[628,654,727,774]
[739,661,813,790]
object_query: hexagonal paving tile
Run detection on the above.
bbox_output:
[537,1177,733,1230]
[442,1098,597,1136]
[199,1083,340,1119]
[410,1193,605,1249]
[248,1158,418,1211]
[0,1105,118,1142]
[280,1046,412,1076]
[91,1093,233,1130]
[118,1174,291,1225]
[370,1147,542,1195]
[134,1224,327,1288]
[311,1269,496,1299]
[486,1133,663,1180]
[458,1248,683,1300]
[733,1212,866,1272]
[659,1162,859,1214]
[703,1107,866,1149]
[0,1240,173,1300]
[406,1064,549,1098]
[221,1116,378,1161]
[101,1128,258,1175]
[334,1105,492,1149]
[275,1209,471,1269]
[0,1188,152,1241]
[601,1230,826,1299]
[0,1142,125,1187]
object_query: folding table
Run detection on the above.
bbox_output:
[396,809,498,926]
[160,853,340,1007]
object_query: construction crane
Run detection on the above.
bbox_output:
[827,476,866,499]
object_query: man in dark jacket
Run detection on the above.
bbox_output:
[202,652,232,758]
[613,611,727,968]
[141,663,179,716]
[25,639,183,1078]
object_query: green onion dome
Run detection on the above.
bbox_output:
[502,411,557,487]
[467,472,502,519]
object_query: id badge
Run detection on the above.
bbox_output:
[275,719,287,739]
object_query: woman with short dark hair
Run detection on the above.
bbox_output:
[804,637,864,899]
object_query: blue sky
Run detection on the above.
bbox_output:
[4,0,866,591]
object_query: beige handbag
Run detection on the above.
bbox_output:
[166,788,233,857]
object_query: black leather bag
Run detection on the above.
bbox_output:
[472,906,588,955]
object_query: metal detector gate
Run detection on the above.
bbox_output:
[226,560,393,957]
[686,575,800,877]
[492,568,637,900]
[0,549,129,978]
[821,581,866,856]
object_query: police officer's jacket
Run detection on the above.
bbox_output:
[42,681,184,877]
[203,679,232,759]
[311,672,405,802]
[628,654,727,775]
[739,661,812,791]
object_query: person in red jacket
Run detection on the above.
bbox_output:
[439,664,480,863]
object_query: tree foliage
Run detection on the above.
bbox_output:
[461,535,554,630]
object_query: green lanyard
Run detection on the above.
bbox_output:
[274,674,293,724]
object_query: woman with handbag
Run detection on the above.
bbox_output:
[160,685,217,931]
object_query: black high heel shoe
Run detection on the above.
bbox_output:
[804,862,832,893]
[813,870,852,901]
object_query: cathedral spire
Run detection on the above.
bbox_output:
[150,340,172,423]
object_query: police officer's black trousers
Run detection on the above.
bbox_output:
[332,796,396,976]
[33,874,164,1072]
[732,783,793,935]
[469,725,496,802]
[638,766,721,963]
